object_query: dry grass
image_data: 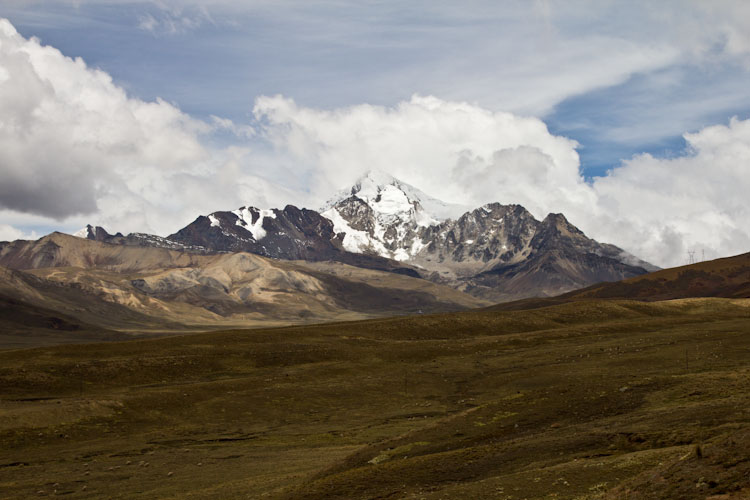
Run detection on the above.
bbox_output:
[569,252,750,300]
[0,297,749,498]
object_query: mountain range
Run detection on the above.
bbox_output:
[0,170,664,347]
[165,170,656,301]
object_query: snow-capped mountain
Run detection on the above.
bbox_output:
[169,205,340,260]
[321,170,468,261]
[167,203,421,276]
[323,170,468,222]
[71,170,656,301]
[320,172,654,290]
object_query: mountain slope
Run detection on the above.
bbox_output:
[0,282,129,349]
[166,204,423,277]
[73,223,211,253]
[487,252,750,312]
[169,205,339,260]
[323,172,654,300]
[462,212,655,300]
[0,234,488,346]
[0,265,182,335]
[321,170,468,260]
[564,251,750,301]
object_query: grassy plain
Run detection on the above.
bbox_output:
[1,298,749,499]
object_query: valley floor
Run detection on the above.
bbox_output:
[1,298,749,499]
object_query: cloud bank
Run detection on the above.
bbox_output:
[592,118,750,266]
[1,17,749,269]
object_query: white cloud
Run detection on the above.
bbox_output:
[0,223,38,242]
[0,18,287,236]
[589,117,750,267]
[137,13,159,33]
[4,1,750,146]
[253,94,589,215]
[232,0,749,116]
[137,3,213,35]
[0,17,207,217]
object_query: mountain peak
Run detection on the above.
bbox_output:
[541,212,571,226]
[326,169,416,211]
[325,170,468,222]
[72,225,121,241]
[352,169,398,191]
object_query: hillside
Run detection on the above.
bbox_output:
[0,234,488,347]
[0,297,748,498]
[566,251,750,300]
[0,290,129,349]
[489,252,750,312]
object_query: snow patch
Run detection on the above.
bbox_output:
[414,207,438,227]
[410,238,427,255]
[319,170,464,261]
[323,169,467,223]
[370,185,412,217]
[73,226,91,239]
[323,207,390,256]
[393,248,409,261]
[232,207,277,241]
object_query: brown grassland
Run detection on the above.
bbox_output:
[1,297,749,499]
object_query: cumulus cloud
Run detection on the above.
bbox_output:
[253,94,590,216]
[0,18,288,236]
[590,118,750,266]
[253,95,750,268]
[0,18,209,218]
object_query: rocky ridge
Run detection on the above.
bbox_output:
[319,171,655,299]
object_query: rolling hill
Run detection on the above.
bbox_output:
[0,296,748,498]
[489,251,750,311]
[0,233,488,347]
[566,251,750,300]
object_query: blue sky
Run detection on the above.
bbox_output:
[1,1,750,266]
[6,1,749,177]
